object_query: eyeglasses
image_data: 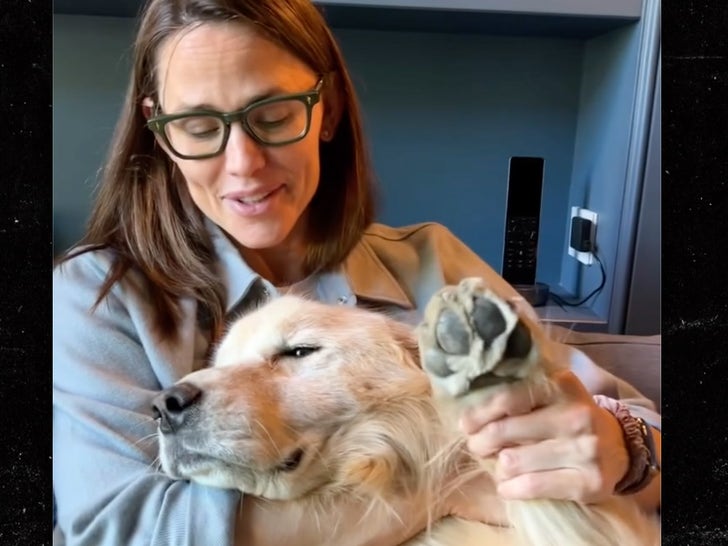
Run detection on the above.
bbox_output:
[146,78,323,160]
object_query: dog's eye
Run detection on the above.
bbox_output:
[277,448,304,472]
[279,346,319,358]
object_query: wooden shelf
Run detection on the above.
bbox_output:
[535,302,607,326]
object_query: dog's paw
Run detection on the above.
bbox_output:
[417,278,539,398]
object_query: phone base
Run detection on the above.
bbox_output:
[513,282,550,307]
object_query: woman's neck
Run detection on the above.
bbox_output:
[238,240,309,287]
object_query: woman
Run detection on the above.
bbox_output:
[53,0,661,544]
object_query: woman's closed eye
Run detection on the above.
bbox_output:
[251,114,293,134]
[249,101,299,133]
[173,116,223,139]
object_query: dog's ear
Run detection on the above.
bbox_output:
[336,392,438,498]
[339,455,399,495]
[337,422,426,497]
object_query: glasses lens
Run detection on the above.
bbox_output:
[164,115,226,158]
[246,98,310,144]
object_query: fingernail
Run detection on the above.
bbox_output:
[459,413,477,434]
[494,451,512,480]
[496,481,513,498]
[499,449,513,465]
[458,415,468,433]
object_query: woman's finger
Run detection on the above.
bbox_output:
[466,402,594,457]
[459,378,558,434]
[496,467,593,501]
[494,436,598,480]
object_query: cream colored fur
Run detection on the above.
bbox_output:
[155,281,660,546]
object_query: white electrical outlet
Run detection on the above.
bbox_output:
[568,206,598,265]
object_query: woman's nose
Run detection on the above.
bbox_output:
[151,382,202,433]
[223,123,266,175]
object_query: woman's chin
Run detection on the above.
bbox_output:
[225,222,295,252]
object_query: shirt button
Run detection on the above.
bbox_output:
[337,295,348,304]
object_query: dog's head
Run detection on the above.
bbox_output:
[153,296,441,501]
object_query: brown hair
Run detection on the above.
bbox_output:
[60,0,377,340]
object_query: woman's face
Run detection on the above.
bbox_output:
[151,22,326,254]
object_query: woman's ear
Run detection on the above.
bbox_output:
[140,97,175,159]
[320,77,343,142]
[320,110,339,142]
[141,97,155,120]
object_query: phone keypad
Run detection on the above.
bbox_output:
[502,216,539,284]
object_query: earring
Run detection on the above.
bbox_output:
[321,129,330,140]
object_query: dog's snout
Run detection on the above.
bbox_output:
[151,382,202,432]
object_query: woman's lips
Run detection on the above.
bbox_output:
[223,185,284,216]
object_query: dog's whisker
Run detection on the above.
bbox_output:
[124,416,159,439]
[143,455,162,475]
[251,418,283,459]
[132,432,160,450]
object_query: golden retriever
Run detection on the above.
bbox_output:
[152,278,659,545]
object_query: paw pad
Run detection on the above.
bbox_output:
[470,296,507,348]
[435,309,471,355]
[418,278,538,398]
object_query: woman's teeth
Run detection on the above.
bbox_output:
[239,192,269,204]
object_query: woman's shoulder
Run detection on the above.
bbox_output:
[361,221,513,298]
[54,246,115,284]
[363,221,460,246]
[362,221,481,264]
[53,246,146,307]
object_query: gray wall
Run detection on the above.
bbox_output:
[559,25,641,319]
[335,29,582,286]
[624,62,660,335]
[53,15,136,252]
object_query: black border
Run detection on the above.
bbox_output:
[0,1,53,545]
[661,1,728,544]
[2,1,726,544]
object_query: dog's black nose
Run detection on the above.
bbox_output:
[151,382,202,432]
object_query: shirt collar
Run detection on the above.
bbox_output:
[208,219,415,311]
[343,235,415,310]
[207,219,263,312]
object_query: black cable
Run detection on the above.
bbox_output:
[550,252,607,307]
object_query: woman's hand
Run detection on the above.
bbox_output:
[459,369,629,504]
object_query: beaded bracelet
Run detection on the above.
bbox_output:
[593,395,660,495]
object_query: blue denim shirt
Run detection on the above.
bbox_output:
[53,221,659,545]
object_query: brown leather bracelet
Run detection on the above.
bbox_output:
[593,395,661,495]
